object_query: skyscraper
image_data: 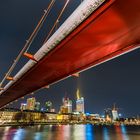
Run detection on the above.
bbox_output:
[26,97,36,110]
[76,89,84,113]
[35,102,40,111]
[112,110,119,120]
[112,104,119,120]
[104,108,112,121]
[20,103,27,111]
[60,97,72,114]
[45,101,52,112]
[104,104,119,121]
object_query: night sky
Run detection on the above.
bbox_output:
[0,0,140,117]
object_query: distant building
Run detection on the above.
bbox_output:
[63,97,72,113]
[20,103,27,111]
[45,101,52,112]
[112,104,119,120]
[26,97,36,110]
[112,110,119,120]
[104,104,119,121]
[76,89,84,113]
[60,97,72,114]
[67,100,72,113]
[35,102,40,111]
[50,108,55,112]
[60,105,68,114]
[104,108,112,121]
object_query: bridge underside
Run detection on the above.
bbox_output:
[1,0,140,107]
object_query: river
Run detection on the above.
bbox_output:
[0,124,140,140]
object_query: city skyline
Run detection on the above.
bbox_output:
[0,0,140,117]
[17,90,120,121]
[8,69,140,117]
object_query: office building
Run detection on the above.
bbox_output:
[104,108,112,121]
[60,97,72,114]
[112,109,119,120]
[112,104,119,120]
[26,97,36,110]
[20,103,27,111]
[76,89,84,113]
[35,102,40,111]
[45,101,52,112]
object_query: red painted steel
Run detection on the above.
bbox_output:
[1,0,140,107]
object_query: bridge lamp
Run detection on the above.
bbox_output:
[0,87,4,91]
[71,73,79,77]
[44,85,50,89]
[23,52,38,62]
[31,92,34,95]
[6,76,14,81]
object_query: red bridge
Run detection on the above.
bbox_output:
[0,0,140,108]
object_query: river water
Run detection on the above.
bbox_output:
[0,124,140,140]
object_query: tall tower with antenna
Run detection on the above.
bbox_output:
[112,103,119,120]
[76,89,84,113]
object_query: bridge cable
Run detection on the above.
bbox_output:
[0,0,55,89]
[25,0,56,52]
[43,0,70,44]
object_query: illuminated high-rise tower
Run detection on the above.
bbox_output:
[61,97,72,113]
[76,89,84,113]
[35,102,40,111]
[112,104,119,120]
[26,97,36,110]
[20,103,27,111]
[45,101,52,112]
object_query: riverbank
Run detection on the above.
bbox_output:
[0,120,140,127]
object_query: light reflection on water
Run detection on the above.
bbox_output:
[73,124,85,140]
[86,124,94,140]
[0,125,139,140]
[13,129,26,140]
[121,125,129,140]
[103,127,110,140]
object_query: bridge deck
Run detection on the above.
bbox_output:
[1,0,140,107]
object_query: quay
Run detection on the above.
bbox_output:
[0,109,139,127]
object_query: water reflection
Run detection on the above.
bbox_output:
[34,132,42,140]
[2,126,11,140]
[73,125,85,140]
[103,127,110,140]
[55,125,65,140]
[115,125,123,140]
[13,128,26,140]
[0,125,139,140]
[114,125,130,140]
[2,127,19,140]
[63,125,71,140]
[86,124,94,140]
[121,125,129,140]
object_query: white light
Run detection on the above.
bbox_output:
[119,113,122,117]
